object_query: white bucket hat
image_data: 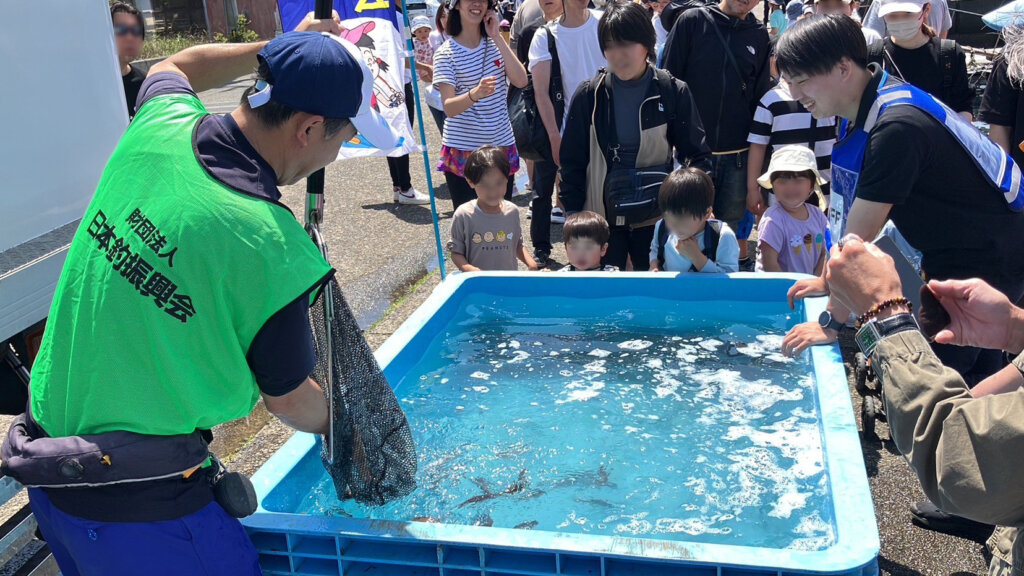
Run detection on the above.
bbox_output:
[757,145,827,196]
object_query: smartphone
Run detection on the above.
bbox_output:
[918,284,951,342]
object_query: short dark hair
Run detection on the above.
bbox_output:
[563,211,610,245]
[464,145,510,183]
[775,14,867,79]
[659,167,715,218]
[241,60,351,139]
[111,2,145,39]
[598,1,657,62]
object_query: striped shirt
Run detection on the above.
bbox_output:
[747,82,837,185]
[433,37,516,151]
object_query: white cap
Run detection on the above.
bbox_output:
[878,0,926,17]
[330,33,403,150]
[411,15,433,31]
[757,145,827,192]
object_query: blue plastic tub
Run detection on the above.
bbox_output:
[242,272,879,576]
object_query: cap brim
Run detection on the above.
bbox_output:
[351,107,403,150]
[757,164,828,189]
[878,2,923,15]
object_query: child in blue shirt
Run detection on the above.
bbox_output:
[768,0,788,36]
[649,168,740,273]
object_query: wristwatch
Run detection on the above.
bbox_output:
[818,310,845,333]
[855,313,921,358]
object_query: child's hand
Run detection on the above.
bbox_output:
[676,236,702,260]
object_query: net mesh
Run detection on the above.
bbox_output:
[309,276,417,505]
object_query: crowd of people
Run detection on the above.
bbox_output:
[426,0,1024,569]
[41,1,1021,573]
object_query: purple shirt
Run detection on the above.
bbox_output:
[755,203,828,275]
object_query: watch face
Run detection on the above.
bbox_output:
[818,311,832,328]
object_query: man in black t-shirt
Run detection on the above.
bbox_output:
[774,14,1024,540]
[776,15,1024,376]
[111,2,146,119]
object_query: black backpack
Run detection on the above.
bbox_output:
[656,219,722,271]
[867,37,957,90]
[508,21,565,163]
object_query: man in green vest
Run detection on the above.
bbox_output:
[1,12,400,576]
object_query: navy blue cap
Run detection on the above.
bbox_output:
[249,31,400,149]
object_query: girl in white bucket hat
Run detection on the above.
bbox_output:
[755,145,829,275]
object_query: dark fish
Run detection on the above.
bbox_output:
[514,521,538,530]
[574,497,620,509]
[553,465,617,489]
[474,513,494,527]
[458,469,531,508]
[412,516,441,523]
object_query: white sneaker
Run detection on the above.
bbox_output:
[394,187,430,205]
[550,207,566,224]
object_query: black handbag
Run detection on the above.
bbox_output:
[508,21,565,162]
[600,72,673,227]
[604,164,673,227]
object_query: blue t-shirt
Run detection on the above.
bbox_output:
[649,220,740,273]
[769,9,788,34]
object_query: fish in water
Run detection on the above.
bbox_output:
[412,516,441,523]
[474,513,494,527]
[573,497,621,509]
[458,469,529,508]
[514,520,538,530]
[552,465,617,489]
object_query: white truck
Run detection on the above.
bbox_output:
[0,1,128,571]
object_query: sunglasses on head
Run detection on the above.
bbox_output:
[114,24,144,37]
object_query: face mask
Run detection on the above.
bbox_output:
[887,17,922,41]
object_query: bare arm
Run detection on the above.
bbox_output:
[989,123,1013,155]
[492,32,528,88]
[517,243,539,270]
[439,82,486,118]
[147,11,340,92]
[262,377,329,435]
[759,242,782,272]
[148,42,268,93]
[746,142,768,215]
[812,248,826,276]
[451,251,481,272]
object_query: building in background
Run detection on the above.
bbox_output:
[128,0,282,40]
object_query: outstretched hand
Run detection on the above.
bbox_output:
[926,278,1024,353]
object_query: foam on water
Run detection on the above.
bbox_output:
[298,295,834,550]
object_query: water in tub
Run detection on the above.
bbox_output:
[298,294,834,550]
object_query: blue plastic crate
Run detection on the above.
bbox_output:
[243,273,879,576]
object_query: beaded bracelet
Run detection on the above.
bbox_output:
[856,297,913,328]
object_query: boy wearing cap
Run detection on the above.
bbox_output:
[8,16,395,575]
[754,145,828,274]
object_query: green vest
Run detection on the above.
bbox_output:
[30,93,332,438]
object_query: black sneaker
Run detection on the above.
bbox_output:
[738,257,755,272]
[910,502,993,540]
[534,251,551,268]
